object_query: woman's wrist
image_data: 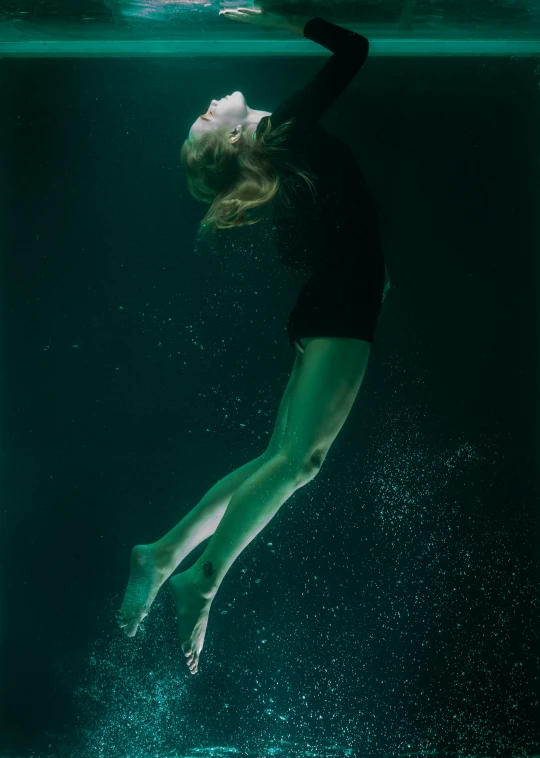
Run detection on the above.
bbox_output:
[278,14,313,36]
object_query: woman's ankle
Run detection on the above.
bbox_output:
[191,561,220,600]
[149,541,181,573]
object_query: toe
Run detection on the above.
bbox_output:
[125,619,140,636]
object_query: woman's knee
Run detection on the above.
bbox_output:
[265,448,321,488]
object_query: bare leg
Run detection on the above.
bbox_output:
[118,453,268,636]
[169,454,310,673]
[168,336,371,674]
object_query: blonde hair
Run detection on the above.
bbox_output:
[180,116,318,240]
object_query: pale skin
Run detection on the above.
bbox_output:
[118,8,376,675]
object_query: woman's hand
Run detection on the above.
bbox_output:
[219,7,290,32]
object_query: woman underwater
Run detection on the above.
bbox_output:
[119,7,390,675]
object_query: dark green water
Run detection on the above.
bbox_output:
[0,30,538,758]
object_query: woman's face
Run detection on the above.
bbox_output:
[189,91,248,139]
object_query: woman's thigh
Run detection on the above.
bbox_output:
[263,346,303,458]
[278,336,371,468]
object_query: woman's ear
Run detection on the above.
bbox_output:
[229,125,243,144]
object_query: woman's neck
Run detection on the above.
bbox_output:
[247,108,272,138]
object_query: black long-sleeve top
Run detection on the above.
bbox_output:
[255,17,383,282]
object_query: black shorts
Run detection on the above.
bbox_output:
[286,252,386,352]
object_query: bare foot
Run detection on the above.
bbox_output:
[118,544,174,637]
[169,568,214,675]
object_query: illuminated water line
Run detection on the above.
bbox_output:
[0,37,539,57]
